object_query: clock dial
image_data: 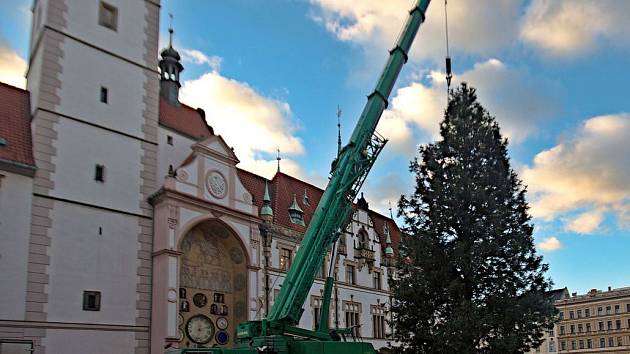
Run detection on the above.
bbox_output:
[193,293,207,308]
[216,316,228,330]
[215,330,229,345]
[185,314,214,344]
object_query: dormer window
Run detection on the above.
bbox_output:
[288,194,305,226]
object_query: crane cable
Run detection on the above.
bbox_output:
[444,0,453,100]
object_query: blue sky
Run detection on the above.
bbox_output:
[1,0,628,295]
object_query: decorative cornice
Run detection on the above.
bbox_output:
[150,186,261,223]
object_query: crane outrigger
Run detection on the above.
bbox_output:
[169,1,432,353]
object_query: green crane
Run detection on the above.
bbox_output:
[169,1,431,353]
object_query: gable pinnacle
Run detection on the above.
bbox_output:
[337,105,342,158]
[260,180,273,217]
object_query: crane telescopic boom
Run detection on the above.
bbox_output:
[268,0,432,325]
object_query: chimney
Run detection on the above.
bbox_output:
[608,286,612,292]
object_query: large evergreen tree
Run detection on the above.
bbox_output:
[391,84,555,354]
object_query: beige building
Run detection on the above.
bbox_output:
[531,287,630,354]
[555,286,630,353]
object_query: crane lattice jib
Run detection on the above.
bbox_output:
[267,0,431,325]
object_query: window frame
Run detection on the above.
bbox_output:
[94,164,105,182]
[82,290,101,311]
[98,1,118,31]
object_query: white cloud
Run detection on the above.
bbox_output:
[363,172,411,216]
[180,49,222,71]
[566,210,604,234]
[522,114,630,232]
[521,0,630,57]
[309,0,524,63]
[537,236,563,252]
[0,43,27,89]
[180,70,308,181]
[376,59,559,155]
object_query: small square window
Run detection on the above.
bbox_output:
[167,135,173,145]
[98,2,118,31]
[83,291,101,311]
[100,86,108,103]
[95,164,105,182]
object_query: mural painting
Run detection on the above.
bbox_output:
[178,221,248,347]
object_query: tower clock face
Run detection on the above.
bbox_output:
[185,314,214,344]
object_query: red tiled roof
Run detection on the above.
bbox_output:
[236,168,400,254]
[0,82,35,171]
[159,97,212,140]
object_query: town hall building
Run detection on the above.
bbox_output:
[0,1,401,353]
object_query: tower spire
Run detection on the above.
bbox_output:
[276,147,281,173]
[159,13,183,105]
[168,13,174,48]
[336,105,342,158]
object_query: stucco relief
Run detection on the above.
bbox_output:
[205,170,227,199]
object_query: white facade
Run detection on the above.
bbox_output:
[0,0,399,353]
[0,172,34,320]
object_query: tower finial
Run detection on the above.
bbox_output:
[276,147,281,173]
[388,201,394,219]
[336,105,342,158]
[168,13,174,48]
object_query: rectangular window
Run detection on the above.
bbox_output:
[548,340,555,352]
[94,164,105,182]
[570,325,575,334]
[560,341,566,351]
[627,303,630,312]
[558,311,564,320]
[312,297,321,330]
[372,314,386,339]
[373,271,381,290]
[571,340,576,350]
[608,337,613,347]
[548,328,555,337]
[599,321,604,331]
[617,336,622,346]
[586,323,591,332]
[100,86,108,103]
[598,306,603,315]
[616,319,621,329]
[279,248,292,271]
[98,1,118,31]
[615,304,620,314]
[346,265,355,285]
[578,324,583,333]
[560,325,565,335]
[608,320,612,330]
[585,308,590,317]
[600,337,605,348]
[579,340,584,349]
[82,291,101,311]
[587,338,592,348]
[569,310,574,319]
[167,135,173,145]
[577,309,582,318]
[606,306,611,315]
[344,302,361,337]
